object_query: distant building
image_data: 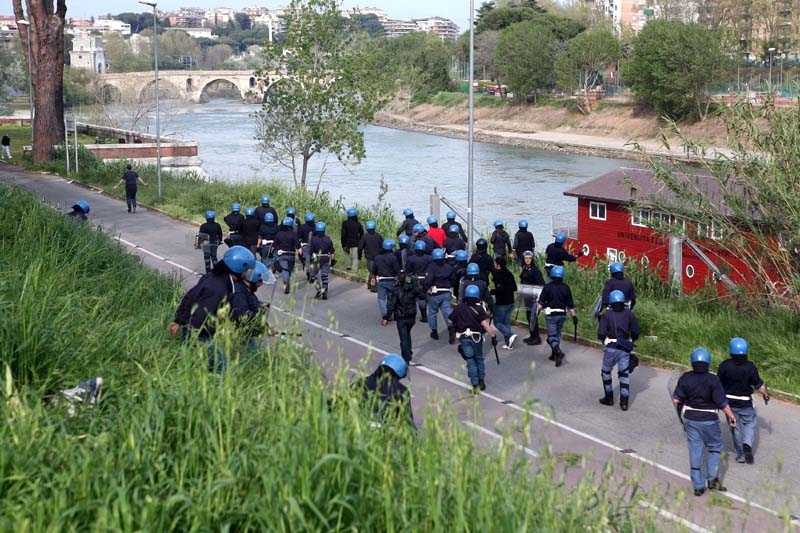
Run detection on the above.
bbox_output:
[166,27,216,40]
[383,19,420,38]
[70,32,106,74]
[413,17,459,41]
[204,7,236,27]
[93,17,132,36]
[0,16,18,50]
[167,7,206,28]
[345,6,388,22]
[252,10,286,41]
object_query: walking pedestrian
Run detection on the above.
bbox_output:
[520,251,545,345]
[544,232,577,277]
[298,212,316,274]
[672,348,737,496]
[513,220,535,265]
[115,164,147,214]
[469,238,494,282]
[1,133,11,160]
[537,265,576,367]
[445,211,468,242]
[341,207,364,271]
[491,256,518,350]
[310,221,335,299]
[427,216,446,247]
[258,212,279,267]
[424,248,457,343]
[383,272,426,362]
[597,290,640,411]
[223,202,245,247]
[273,217,299,295]
[359,220,383,292]
[601,262,637,309]
[451,284,499,393]
[406,240,432,322]
[372,239,401,318]
[444,224,467,257]
[490,220,512,259]
[255,196,278,226]
[198,210,223,273]
[718,337,769,464]
[396,208,418,237]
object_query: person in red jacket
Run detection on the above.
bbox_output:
[427,216,446,248]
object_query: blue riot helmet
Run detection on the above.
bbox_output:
[414,240,427,252]
[223,245,256,274]
[403,208,414,218]
[610,262,624,275]
[366,220,377,231]
[609,290,626,305]
[464,284,481,300]
[412,223,425,234]
[231,202,241,213]
[446,211,456,221]
[381,353,408,379]
[449,224,460,234]
[315,221,327,233]
[264,212,275,223]
[550,265,565,279]
[494,220,504,228]
[554,232,567,245]
[432,248,445,261]
[286,207,296,217]
[304,212,315,223]
[466,263,480,276]
[383,239,396,251]
[691,347,712,365]
[427,216,438,226]
[455,250,469,263]
[246,262,268,284]
[245,207,256,217]
[518,219,528,229]
[729,337,749,356]
[73,200,90,214]
[260,195,270,206]
[399,234,410,247]
[346,207,357,218]
[282,217,294,227]
[205,210,216,221]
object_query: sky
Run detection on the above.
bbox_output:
[4,0,471,31]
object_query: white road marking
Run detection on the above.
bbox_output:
[462,420,539,458]
[639,501,713,533]
[112,240,799,528]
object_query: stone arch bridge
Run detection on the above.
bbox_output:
[97,70,282,103]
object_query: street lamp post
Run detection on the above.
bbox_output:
[467,0,475,247]
[140,1,162,200]
[16,19,34,145]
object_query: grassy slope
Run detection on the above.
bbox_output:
[22,143,800,396]
[0,185,650,530]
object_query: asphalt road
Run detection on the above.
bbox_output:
[3,166,799,532]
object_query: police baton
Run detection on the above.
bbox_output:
[572,315,578,342]
[492,337,500,365]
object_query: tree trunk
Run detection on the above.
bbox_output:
[13,0,67,163]
[301,153,310,189]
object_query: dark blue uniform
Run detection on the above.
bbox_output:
[396,216,419,237]
[538,280,574,361]
[424,261,456,337]
[198,221,223,273]
[545,243,577,273]
[490,229,512,258]
[223,212,245,246]
[255,205,278,226]
[597,308,640,402]
[513,230,535,259]
[298,221,315,269]
[372,251,401,317]
[718,357,764,462]
[469,250,494,282]
[273,228,299,291]
[310,234,335,296]
[406,251,431,319]
[444,236,467,255]
[601,275,637,308]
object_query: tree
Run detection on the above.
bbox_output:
[12,0,67,162]
[375,32,453,99]
[555,27,620,112]
[103,32,150,72]
[255,0,389,189]
[158,30,201,69]
[623,20,727,120]
[234,12,252,31]
[495,21,557,102]
[475,30,501,80]
[202,44,234,69]
[0,42,26,113]
[348,13,385,37]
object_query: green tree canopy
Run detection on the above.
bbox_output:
[375,32,453,99]
[623,20,727,120]
[255,0,390,188]
[555,27,620,111]
[495,21,557,102]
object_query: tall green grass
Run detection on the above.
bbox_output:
[21,144,800,396]
[0,185,654,530]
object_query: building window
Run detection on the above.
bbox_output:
[698,222,724,241]
[632,209,651,227]
[589,201,607,221]
[606,248,618,262]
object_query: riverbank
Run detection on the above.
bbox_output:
[374,96,731,162]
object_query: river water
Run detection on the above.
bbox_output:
[166,99,626,246]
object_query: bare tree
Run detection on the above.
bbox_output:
[12,0,67,162]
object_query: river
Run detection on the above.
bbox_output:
[165,99,627,246]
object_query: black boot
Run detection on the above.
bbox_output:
[620,396,629,411]
[448,325,456,345]
[479,380,486,391]
[554,347,564,367]
[419,309,428,323]
[708,478,727,492]
[548,346,556,361]
[599,393,614,406]
[321,285,328,300]
[743,443,754,464]
[314,290,322,299]
[430,330,439,340]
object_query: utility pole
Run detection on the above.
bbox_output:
[467,0,475,246]
[140,1,162,200]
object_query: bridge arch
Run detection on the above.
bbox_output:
[99,83,122,103]
[139,78,182,102]
[197,78,245,102]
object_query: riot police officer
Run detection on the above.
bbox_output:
[310,221,335,299]
[372,239,401,318]
[224,202,245,247]
[198,210,223,273]
[537,265,576,367]
[597,290,640,411]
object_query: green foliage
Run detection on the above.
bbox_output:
[495,22,557,102]
[623,20,728,120]
[0,184,659,529]
[348,13,385,37]
[63,68,97,107]
[102,32,151,72]
[375,32,453,99]
[0,40,27,109]
[255,0,390,188]
[555,28,621,95]
[476,3,584,41]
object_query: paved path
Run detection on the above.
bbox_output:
[2,166,798,532]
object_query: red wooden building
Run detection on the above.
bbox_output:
[561,167,758,293]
